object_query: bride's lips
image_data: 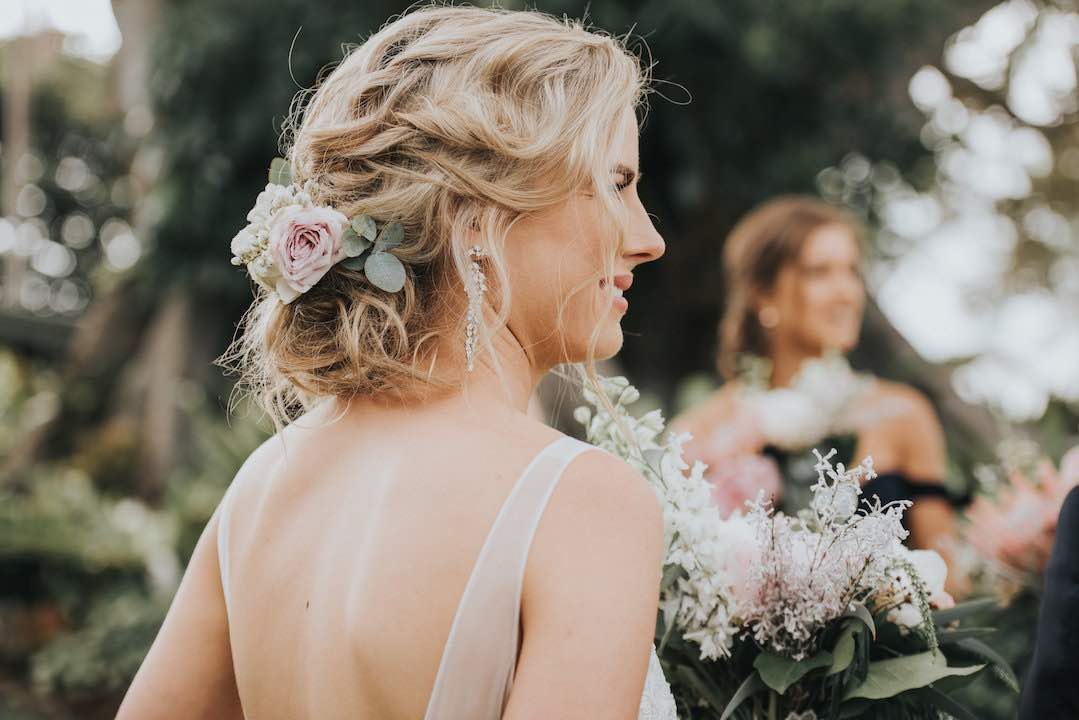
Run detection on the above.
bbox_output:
[600,274,633,312]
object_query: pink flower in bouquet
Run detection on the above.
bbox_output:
[680,401,782,517]
[708,453,783,517]
[268,205,348,303]
[967,446,1079,574]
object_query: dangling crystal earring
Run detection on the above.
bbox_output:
[464,245,487,372]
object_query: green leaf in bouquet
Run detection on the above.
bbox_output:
[660,563,684,594]
[674,664,732,716]
[340,256,366,271]
[754,650,833,694]
[931,597,998,626]
[845,602,876,639]
[836,698,872,719]
[342,226,372,258]
[935,626,997,643]
[719,671,766,720]
[909,686,981,720]
[268,157,291,186]
[827,619,866,676]
[842,651,983,701]
[949,637,1019,693]
[351,214,378,242]
[364,251,407,292]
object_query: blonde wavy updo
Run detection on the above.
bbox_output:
[223,4,649,425]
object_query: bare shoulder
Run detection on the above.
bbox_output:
[559,449,663,529]
[866,379,946,477]
[868,379,939,426]
[530,445,664,576]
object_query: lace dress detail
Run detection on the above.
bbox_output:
[640,647,678,719]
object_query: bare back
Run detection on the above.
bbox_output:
[219,399,568,719]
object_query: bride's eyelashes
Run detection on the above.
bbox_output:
[612,164,639,192]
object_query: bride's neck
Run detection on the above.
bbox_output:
[458,326,545,414]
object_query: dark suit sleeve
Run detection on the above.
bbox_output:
[1019,486,1079,719]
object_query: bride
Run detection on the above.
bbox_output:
[117,5,677,719]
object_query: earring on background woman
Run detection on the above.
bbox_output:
[758,305,780,329]
[465,245,487,372]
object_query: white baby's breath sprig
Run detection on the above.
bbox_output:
[579,376,742,660]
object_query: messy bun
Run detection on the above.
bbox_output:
[220,5,648,427]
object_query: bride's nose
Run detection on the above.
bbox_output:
[623,214,665,264]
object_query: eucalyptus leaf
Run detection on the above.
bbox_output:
[351,214,378,242]
[719,671,766,720]
[374,221,404,251]
[342,227,372,258]
[340,256,366,271]
[268,157,291,186]
[842,652,983,701]
[754,650,832,695]
[364,251,406,292]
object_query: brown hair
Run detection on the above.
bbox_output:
[717,195,863,379]
[219,5,649,428]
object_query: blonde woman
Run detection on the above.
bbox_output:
[118,6,674,720]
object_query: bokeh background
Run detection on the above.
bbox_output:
[1,0,1076,717]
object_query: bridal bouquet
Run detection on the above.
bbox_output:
[577,377,1013,720]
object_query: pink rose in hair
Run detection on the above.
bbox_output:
[268,205,348,303]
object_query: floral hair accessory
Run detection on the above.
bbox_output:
[230,157,407,303]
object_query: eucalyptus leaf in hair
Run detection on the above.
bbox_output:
[364,251,406,292]
[340,255,366,271]
[268,157,291,186]
[374,221,404,252]
[342,226,372,257]
[351,214,378,242]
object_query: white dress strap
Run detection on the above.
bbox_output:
[216,479,241,622]
[423,435,597,720]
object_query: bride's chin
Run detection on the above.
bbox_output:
[593,322,624,360]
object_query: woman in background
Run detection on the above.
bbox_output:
[674,196,964,594]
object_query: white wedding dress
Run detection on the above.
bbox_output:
[218,435,677,719]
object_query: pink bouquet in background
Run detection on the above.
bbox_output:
[687,404,783,517]
[966,445,1079,576]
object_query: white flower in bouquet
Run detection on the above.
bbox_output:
[742,353,872,451]
[881,547,955,634]
[577,377,743,660]
[738,467,912,659]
